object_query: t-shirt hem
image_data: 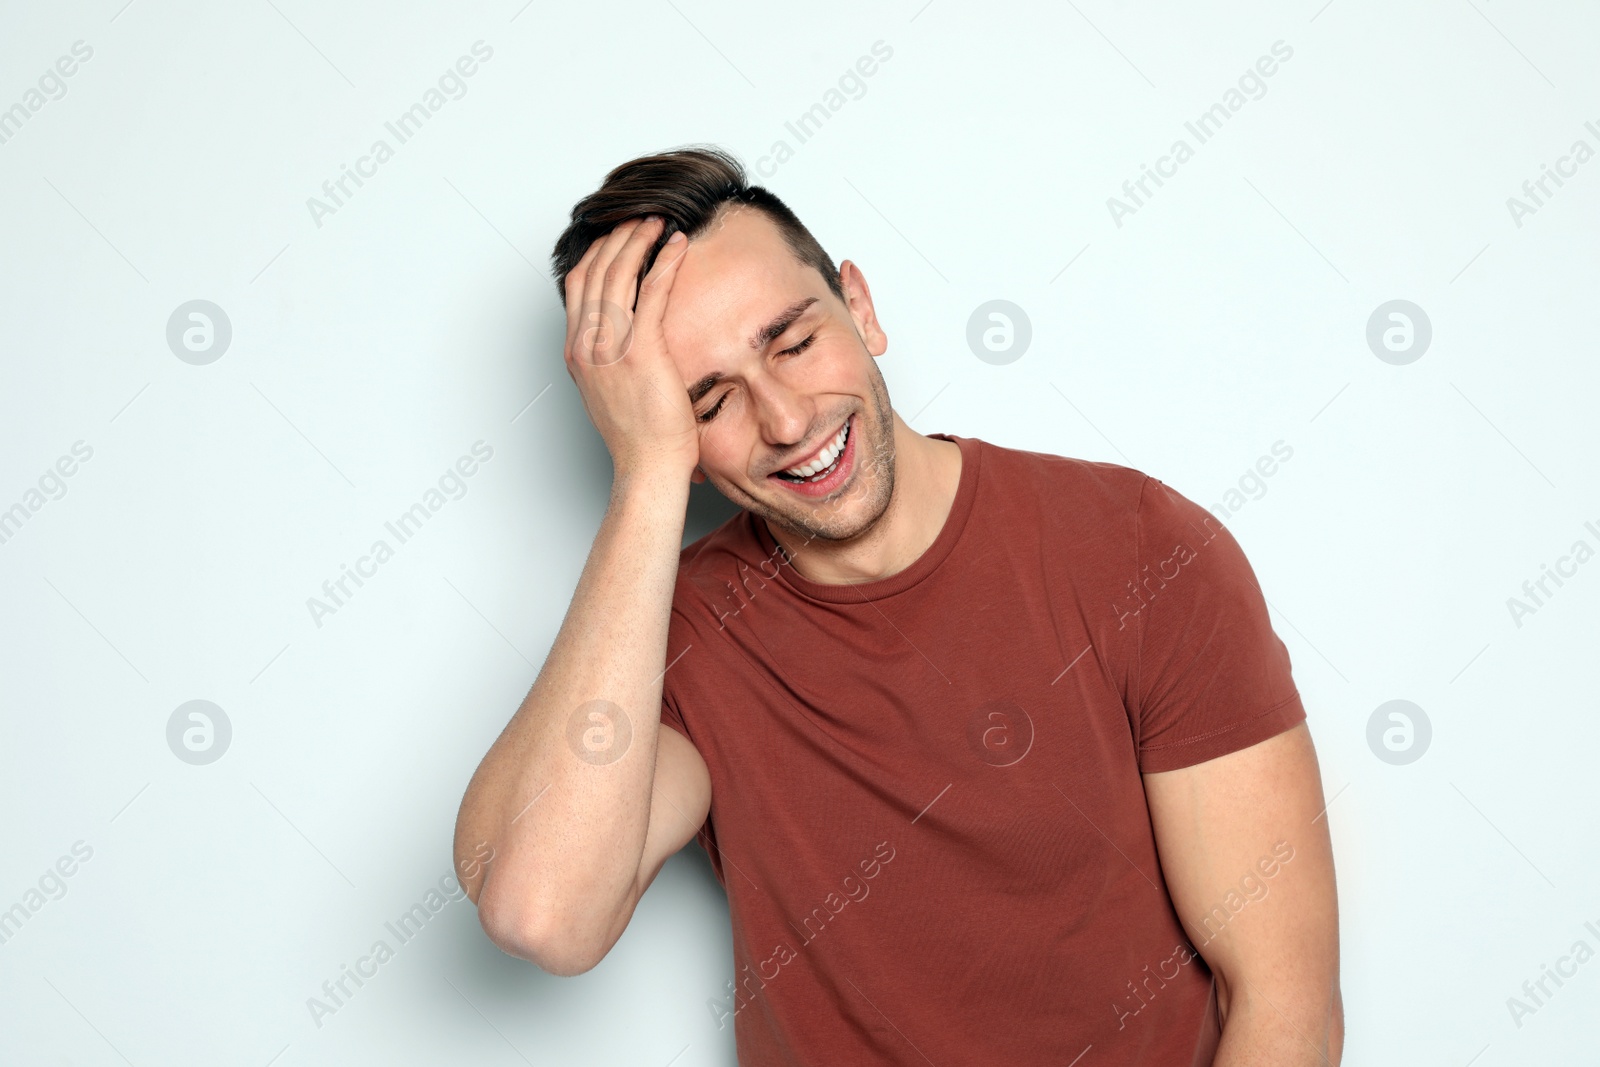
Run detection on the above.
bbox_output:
[1136,691,1307,774]
[658,711,693,744]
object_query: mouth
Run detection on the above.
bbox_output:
[767,414,856,499]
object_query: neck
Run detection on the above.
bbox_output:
[766,412,962,586]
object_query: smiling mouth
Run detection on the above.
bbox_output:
[772,417,851,483]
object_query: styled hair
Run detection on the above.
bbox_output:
[549,144,844,310]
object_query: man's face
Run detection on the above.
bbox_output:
[660,205,896,545]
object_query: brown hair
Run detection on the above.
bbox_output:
[549,144,844,311]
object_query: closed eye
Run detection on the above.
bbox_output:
[780,333,817,357]
[696,333,818,423]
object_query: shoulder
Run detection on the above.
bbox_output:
[967,435,1154,523]
[668,509,768,629]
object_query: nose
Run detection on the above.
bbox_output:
[748,373,814,457]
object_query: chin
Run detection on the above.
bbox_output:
[775,472,891,543]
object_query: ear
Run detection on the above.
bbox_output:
[838,260,887,357]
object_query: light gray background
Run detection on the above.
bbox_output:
[2,0,1597,1063]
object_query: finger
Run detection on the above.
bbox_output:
[599,216,668,316]
[581,216,649,309]
[563,221,629,343]
[569,218,648,360]
[563,228,609,310]
[565,233,613,363]
[633,231,688,329]
[590,217,669,367]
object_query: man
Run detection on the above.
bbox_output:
[453,145,1343,1065]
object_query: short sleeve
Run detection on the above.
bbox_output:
[1129,476,1306,773]
[660,682,692,744]
[659,605,696,746]
[658,603,718,866]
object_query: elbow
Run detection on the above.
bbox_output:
[476,884,607,977]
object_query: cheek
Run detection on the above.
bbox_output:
[700,425,757,482]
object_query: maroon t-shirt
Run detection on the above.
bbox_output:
[659,433,1306,1065]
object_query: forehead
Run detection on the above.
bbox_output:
[662,206,820,375]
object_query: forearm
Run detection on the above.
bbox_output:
[453,470,690,954]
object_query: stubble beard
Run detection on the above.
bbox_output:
[725,364,898,551]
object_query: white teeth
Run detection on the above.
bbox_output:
[782,421,849,478]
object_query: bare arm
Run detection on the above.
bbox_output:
[1142,723,1343,1065]
[452,216,710,975]
[453,474,710,974]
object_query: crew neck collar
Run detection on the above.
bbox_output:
[748,433,980,604]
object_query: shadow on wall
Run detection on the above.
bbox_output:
[436,831,731,1067]
[686,480,744,547]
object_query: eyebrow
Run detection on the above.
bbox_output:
[687,297,821,406]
